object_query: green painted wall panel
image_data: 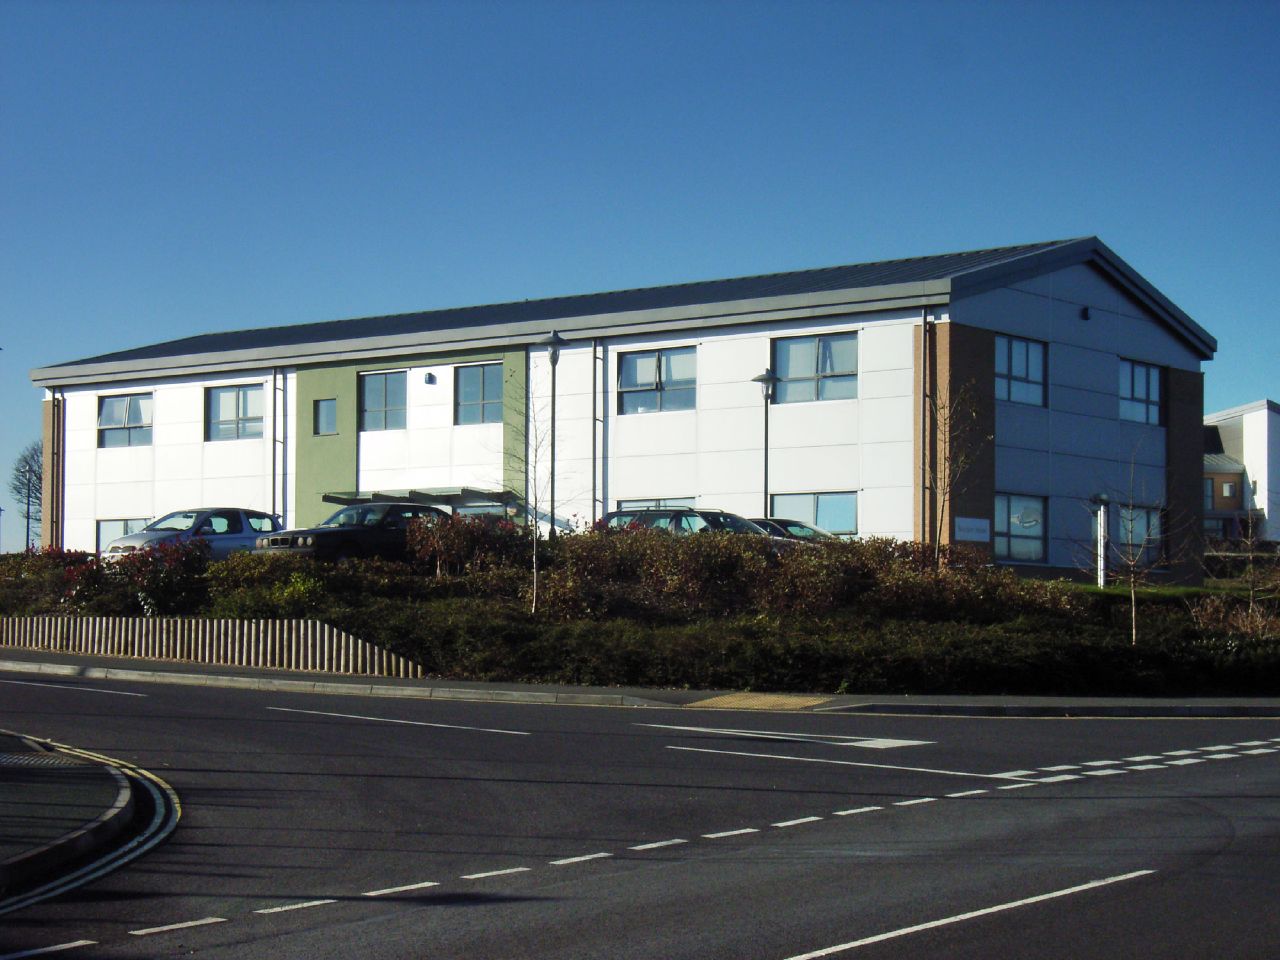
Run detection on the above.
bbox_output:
[294,349,528,527]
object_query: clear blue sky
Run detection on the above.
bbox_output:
[2,0,1276,551]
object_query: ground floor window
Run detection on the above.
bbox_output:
[1117,505,1164,568]
[771,491,857,536]
[994,494,1046,562]
[96,518,148,552]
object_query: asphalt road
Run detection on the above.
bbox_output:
[1,671,1278,959]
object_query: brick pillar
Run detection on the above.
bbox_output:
[40,395,65,549]
[1165,368,1204,584]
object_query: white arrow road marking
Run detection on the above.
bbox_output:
[639,723,929,749]
[780,870,1155,958]
[668,746,1039,780]
[267,706,529,735]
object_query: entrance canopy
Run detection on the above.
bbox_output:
[322,487,519,510]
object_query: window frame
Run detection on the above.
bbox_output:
[205,384,264,442]
[454,363,504,425]
[770,491,858,536]
[994,335,1047,406]
[1118,359,1163,425]
[993,493,1048,563]
[771,332,858,404]
[1116,504,1166,568]
[313,398,338,436]
[359,371,407,432]
[96,518,148,552]
[97,393,153,448]
[617,346,697,415]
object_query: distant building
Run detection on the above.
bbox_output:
[33,237,1216,581]
[1204,399,1279,544]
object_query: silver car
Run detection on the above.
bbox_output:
[104,508,282,560]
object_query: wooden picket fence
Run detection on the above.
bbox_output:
[0,616,425,678]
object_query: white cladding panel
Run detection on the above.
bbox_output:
[1236,405,1280,540]
[530,314,920,536]
[356,361,506,495]
[59,371,294,551]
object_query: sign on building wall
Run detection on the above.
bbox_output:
[954,517,991,542]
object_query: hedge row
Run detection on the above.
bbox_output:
[1,519,1277,695]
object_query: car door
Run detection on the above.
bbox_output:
[196,510,251,559]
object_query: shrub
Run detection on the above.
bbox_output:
[104,540,211,615]
[408,515,531,577]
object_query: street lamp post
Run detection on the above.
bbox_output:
[538,331,568,536]
[1092,493,1110,588]
[750,368,779,518]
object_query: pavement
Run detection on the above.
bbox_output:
[2,644,1279,906]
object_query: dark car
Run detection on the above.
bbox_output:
[601,507,794,548]
[749,517,837,541]
[105,507,282,560]
[254,502,447,560]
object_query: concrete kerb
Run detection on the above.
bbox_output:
[3,656,1278,717]
[0,658,661,708]
[0,738,136,898]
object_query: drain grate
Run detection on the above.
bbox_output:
[0,751,91,768]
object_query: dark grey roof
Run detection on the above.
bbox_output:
[1204,452,1245,471]
[45,239,1080,369]
[32,236,1217,384]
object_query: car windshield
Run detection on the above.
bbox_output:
[703,512,766,534]
[780,520,832,539]
[319,504,392,528]
[145,511,201,532]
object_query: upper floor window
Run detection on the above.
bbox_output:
[360,371,406,431]
[1119,359,1161,424]
[773,333,857,403]
[1204,478,1214,511]
[97,394,152,448]
[206,385,263,441]
[994,493,1046,562]
[455,363,503,425]
[995,335,1046,406]
[618,347,696,414]
[772,491,858,536]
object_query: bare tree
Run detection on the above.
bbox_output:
[924,379,992,565]
[8,440,42,549]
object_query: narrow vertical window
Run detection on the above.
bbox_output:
[313,399,337,436]
[1118,359,1162,424]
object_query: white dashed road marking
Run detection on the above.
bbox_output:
[0,942,97,959]
[362,880,439,897]
[266,706,529,736]
[129,918,226,936]
[894,798,937,806]
[704,828,760,839]
[629,838,687,850]
[462,868,531,880]
[834,805,884,815]
[550,853,612,865]
[945,790,987,798]
[779,870,1156,959]
[0,679,146,698]
[254,900,336,914]
[774,817,823,827]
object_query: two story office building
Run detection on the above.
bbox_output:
[33,237,1216,581]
